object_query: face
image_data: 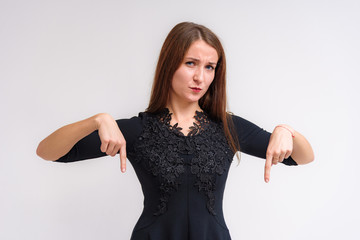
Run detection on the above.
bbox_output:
[169,40,218,106]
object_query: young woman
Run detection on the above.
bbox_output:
[37,22,314,240]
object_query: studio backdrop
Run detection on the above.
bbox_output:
[1,0,359,239]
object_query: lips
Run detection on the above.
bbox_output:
[190,87,202,93]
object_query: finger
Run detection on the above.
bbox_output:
[120,144,127,173]
[109,141,121,156]
[272,151,280,165]
[279,152,286,163]
[272,157,279,165]
[106,142,116,156]
[100,139,109,153]
[110,145,119,157]
[284,151,292,159]
[265,154,273,183]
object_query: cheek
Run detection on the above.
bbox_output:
[171,72,181,89]
[170,75,182,94]
[205,74,215,88]
[172,68,190,87]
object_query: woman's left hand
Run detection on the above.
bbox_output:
[264,124,294,183]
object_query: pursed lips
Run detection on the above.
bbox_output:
[190,87,202,93]
[190,87,202,90]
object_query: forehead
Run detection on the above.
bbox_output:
[185,40,218,62]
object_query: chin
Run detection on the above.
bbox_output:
[185,95,203,103]
[172,92,205,105]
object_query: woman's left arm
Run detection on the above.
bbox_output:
[264,124,314,182]
[290,128,315,165]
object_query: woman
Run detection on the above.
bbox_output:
[37,22,314,240]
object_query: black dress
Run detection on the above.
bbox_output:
[56,108,297,240]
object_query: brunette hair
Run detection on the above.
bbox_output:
[147,22,240,156]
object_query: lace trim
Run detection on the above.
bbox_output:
[130,108,233,216]
[159,108,210,137]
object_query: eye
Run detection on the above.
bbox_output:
[185,61,195,66]
[206,65,215,70]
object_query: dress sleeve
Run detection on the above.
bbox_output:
[55,114,143,163]
[231,114,297,166]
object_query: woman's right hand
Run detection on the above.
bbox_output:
[95,113,127,173]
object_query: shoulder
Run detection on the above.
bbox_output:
[115,111,157,126]
[115,112,150,148]
[228,113,260,132]
[227,112,269,143]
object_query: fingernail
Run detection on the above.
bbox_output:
[122,168,126,173]
[265,178,269,183]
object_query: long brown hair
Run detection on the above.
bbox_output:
[147,22,240,156]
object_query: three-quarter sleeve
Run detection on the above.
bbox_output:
[55,115,143,163]
[231,114,297,166]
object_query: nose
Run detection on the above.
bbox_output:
[194,67,204,83]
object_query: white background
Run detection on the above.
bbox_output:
[1,0,359,239]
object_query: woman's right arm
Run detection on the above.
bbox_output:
[36,113,127,172]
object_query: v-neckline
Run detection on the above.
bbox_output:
[159,108,210,137]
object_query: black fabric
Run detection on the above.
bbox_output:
[56,109,297,240]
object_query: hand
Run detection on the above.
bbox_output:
[95,113,127,173]
[264,124,294,183]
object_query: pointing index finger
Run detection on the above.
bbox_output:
[265,153,273,183]
[120,144,127,173]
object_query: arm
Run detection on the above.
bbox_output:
[36,113,127,172]
[269,124,314,165]
[231,115,296,163]
[230,115,314,182]
[264,124,314,182]
[290,128,314,165]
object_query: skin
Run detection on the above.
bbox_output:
[36,40,314,180]
[36,113,127,172]
[265,124,314,182]
[166,40,218,134]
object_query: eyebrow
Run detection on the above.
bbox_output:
[185,57,217,66]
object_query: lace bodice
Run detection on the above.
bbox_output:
[130,108,233,216]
